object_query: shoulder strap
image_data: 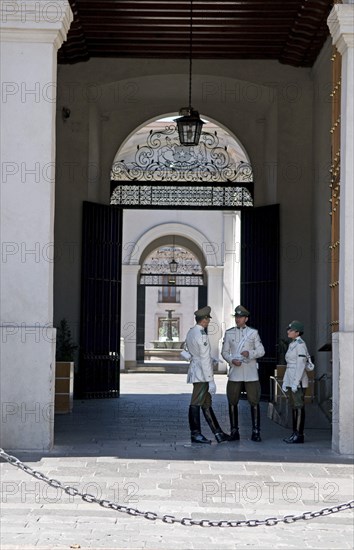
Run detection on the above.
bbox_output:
[235,329,248,355]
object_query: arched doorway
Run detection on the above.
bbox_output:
[112,114,255,374]
[137,236,206,364]
[120,220,227,369]
[78,114,279,398]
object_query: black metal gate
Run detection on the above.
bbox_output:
[136,285,146,363]
[77,200,279,396]
[77,201,122,398]
[241,204,280,398]
[198,285,207,308]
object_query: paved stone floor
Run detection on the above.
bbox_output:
[1,373,353,550]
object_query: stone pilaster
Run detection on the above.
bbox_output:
[0,1,73,449]
[328,4,354,455]
[204,265,224,368]
[121,265,141,366]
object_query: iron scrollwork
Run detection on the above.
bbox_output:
[140,274,204,286]
[111,125,253,184]
[110,125,253,208]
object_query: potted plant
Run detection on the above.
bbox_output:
[56,318,78,362]
[55,319,78,414]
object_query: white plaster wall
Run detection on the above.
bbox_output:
[1,330,56,450]
[123,210,225,265]
[1,40,57,325]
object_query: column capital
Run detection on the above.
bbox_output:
[328,4,354,55]
[0,0,73,50]
[204,265,224,276]
[122,264,141,272]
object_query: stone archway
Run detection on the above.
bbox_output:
[121,221,229,368]
[138,236,206,364]
[112,114,253,370]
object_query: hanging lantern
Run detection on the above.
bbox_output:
[174,0,204,146]
[175,109,205,146]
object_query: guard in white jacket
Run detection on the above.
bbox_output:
[282,320,309,444]
[185,306,229,444]
[221,305,265,442]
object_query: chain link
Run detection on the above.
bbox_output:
[1,448,353,528]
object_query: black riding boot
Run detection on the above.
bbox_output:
[202,407,229,443]
[250,404,262,442]
[285,408,305,444]
[189,405,211,444]
[283,408,297,443]
[228,404,240,440]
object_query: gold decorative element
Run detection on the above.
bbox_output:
[329,281,339,288]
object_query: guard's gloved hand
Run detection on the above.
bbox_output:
[208,380,217,395]
[291,383,299,393]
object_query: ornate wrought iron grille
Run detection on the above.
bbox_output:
[140,246,204,285]
[110,125,253,209]
[141,246,203,276]
[140,274,204,286]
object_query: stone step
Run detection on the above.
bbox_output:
[123,362,189,374]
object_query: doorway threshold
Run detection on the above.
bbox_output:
[123,362,189,374]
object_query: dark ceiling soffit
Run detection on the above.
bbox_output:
[58,0,333,68]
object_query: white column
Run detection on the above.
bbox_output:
[121,265,140,366]
[0,1,73,450]
[205,266,224,369]
[221,211,240,373]
[328,4,354,455]
[222,211,240,322]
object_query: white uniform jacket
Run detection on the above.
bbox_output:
[283,337,309,389]
[221,326,265,382]
[185,324,214,384]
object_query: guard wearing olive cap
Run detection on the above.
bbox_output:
[194,306,212,319]
[221,305,265,442]
[184,306,229,444]
[234,305,250,317]
[282,320,310,444]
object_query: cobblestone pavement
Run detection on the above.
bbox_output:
[1,373,353,550]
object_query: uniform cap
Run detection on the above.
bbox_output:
[233,305,250,317]
[287,320,304,333]
[194,306,212,319]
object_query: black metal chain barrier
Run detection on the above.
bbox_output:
[1,448,353,528]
